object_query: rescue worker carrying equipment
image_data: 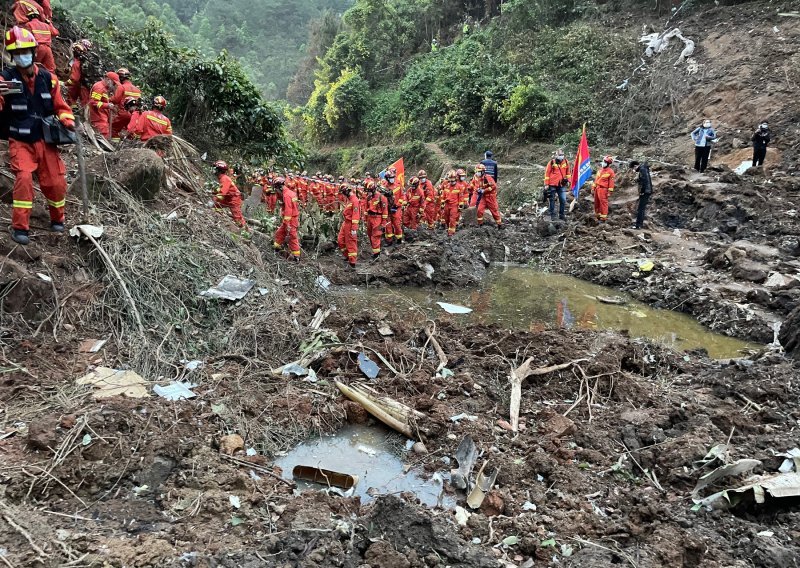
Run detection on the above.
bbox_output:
[544,149,571,221]
[441,170,464,236]
[403,176,425,230]
[22,7,58,74]
[272,176,301,259]
[1,26,75,245]
[213,160,247,229]
[66,40,91,106]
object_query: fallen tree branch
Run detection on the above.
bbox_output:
[79,227,145,336]
[219,454,296,488]
[0,500,51,559]
[424,323,448,373]
[509,358,589,432]
[336,381,415,438]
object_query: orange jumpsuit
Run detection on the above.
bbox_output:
[274,185,301,257]
[111,80,142,139]
[420,179,437,228]
[13,0,45,24]
[592,167,615,222]
[125,110,143,137]
[382,180,405,242]
[1,65,74,232]
[89,80,115,139]
[295,177,309,203]
[470,174,501,226]
[261,180,278,212]
[214,174,246,228]
[23,17,58,74]
[366,191,389,255]
[337,193,361,266]
[134,110,172,142]
[441,181,464,236]
[65,57,90,107]
[403,183,425,230]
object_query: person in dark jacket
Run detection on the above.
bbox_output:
[480,150,498,183]
[752,122,771,167]
[629,161,652,230]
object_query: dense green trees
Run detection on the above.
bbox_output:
[58,0,352,98]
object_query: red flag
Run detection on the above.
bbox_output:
[571,125,591,198]
[389,157,405,187]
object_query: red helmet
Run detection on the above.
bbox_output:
[447,169,457,181]
[387,167,397,176]
[5,26,37,51]
[122,96,139,109]
[409,176,420,186]
[152,96,167,110]
[273,176,286,186]
[418,170,427,177]
[117,67,131,79]
[602,155,614,165]
[456,168,466,178]
[475,164,487,173]
[365,180,377,191]
[72,42,87,54]
[105,71,120,83]
[80,39,93,50]
[213,160,228,172]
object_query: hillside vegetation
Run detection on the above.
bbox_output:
[58,0,352,98]
[297,0,750,148]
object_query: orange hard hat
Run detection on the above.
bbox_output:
[152,96,167,109]
[213,160,228,171]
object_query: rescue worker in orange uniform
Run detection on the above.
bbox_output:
[417,170,437,229]
[213,160,247,229]
[455,168,470,208]
[365,180,388,259]
[296,171,309,203]
[111,68,141,141]
[13,0,48,24]
[22,8,58,74]
[382,166,405,245]
[403,176,425,230]
[65,40,92,107]
[592,155,615,222]
[132,96,173,142]
[120,96,142,138]
[261,173,278,212]
[441,170,464,237]
[470,164,502,228]
[1,27,75,245]
[273,176,301,260]
[89,72,120,140]
[337,183,360,267]
[544,149,571,221]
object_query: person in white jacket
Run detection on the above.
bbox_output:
[691,120,718,172]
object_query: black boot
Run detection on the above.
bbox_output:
[50,222,65,233]
[11,229,30,245]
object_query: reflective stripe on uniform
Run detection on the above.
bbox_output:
[47,199,66,208]
[124,91,141,97]
[146,115,168,126]
[13,200,33,209]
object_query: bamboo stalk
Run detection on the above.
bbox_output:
[336,381,414,438]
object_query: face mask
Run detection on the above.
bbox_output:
[760,124,768,130]
[420,177,427,182]
[459,176,466,181]
[14,53,34,68]
[476,172,484,177]
[703,122,712,128]
[602,162,609,168]
[387,176,395,182]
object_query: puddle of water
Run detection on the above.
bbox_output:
[337,266,759,359]
[274,424,449,507]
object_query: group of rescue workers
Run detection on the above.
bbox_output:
[209,161,506,268]
[0,0,643,254]
[2,0,173,245]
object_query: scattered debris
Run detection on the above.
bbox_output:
[509,359,587,432]
[316,275,332,291]
[68,224,104,239]
[455,506,470,526]
[229,495,241,509]
[292,465,359,490]
[412,442,428,454]
[357,352,380,379]
[467,462,500,510]
[76,367,149,399]
[377,324,394,337]
[450,413,478,424]
[36,273,52,282]
[692,458,762,497]
[153,382,197,401]
[451,435,478,491]
[200,275,256,301]
[437,302,473,314]
[78,338,107,353]
[596,295,627,305]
